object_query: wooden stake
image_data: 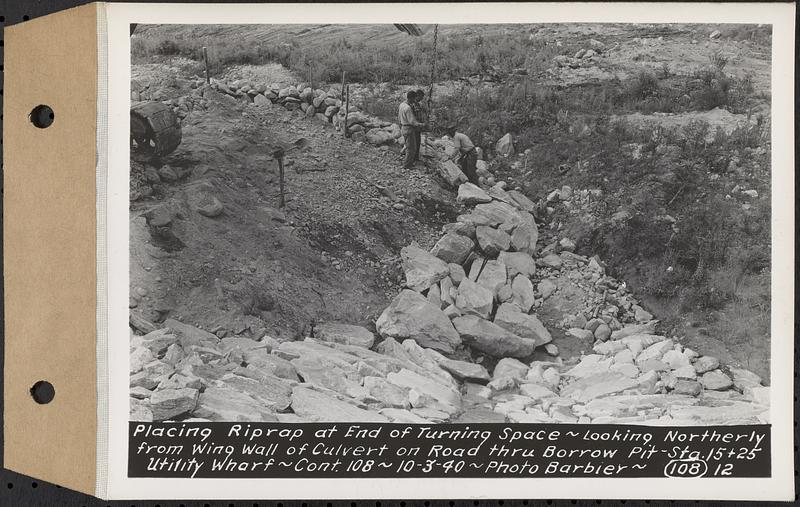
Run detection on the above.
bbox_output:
[277,155,286,208]
[344,84,350,138]
[203,46,210,83]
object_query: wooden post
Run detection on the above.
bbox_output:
[277,154,286,208]
[341,70,346,99]
[203,46,210,83]
[344,84,350,138]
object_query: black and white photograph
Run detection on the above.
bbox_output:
[127,21,774,427]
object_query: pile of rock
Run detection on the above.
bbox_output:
[206,79,403,147]
[552,39,607,69]
[376,179,551,365]
[130,317,485,423]
[457,326,769,425]
[137,71,520,171]
[129,314,769,425]
[132,76,215,119]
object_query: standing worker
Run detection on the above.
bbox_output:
[398,91,425,169]
[446,125,480,185]
[413,89,428,161]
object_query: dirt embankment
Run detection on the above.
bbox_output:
[130,65,458,341]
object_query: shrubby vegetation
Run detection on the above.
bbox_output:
[132,28,546,84]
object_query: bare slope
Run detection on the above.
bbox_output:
[130,64,457,340]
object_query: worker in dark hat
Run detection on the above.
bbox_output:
[412,89,428,161]
[446,125,479,185]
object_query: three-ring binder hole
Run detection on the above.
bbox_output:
[29,105,55,129]
[30,380,55,404]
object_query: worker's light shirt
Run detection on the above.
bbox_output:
[452,132,475,153]
[398,101,417,126]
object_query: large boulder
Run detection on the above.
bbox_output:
[510,215,539,256]
[376,289,461,354]
[362,376,410,408]
[278,85,299,99]
[611,321,658,340]
[220,336,270,354]
[242,349,299,381]
[560,372,640,402]
[217,375,292,412]
[493,357,529,380]
[386,368,461,410]
[426,349,490,382]
[131,347,155,374]
[507,190,537,213]
[731,368,762,391]
[401,244,450,292]
[693,355,720,374]
[130,398,153,422]
[510,275,536,313]
[290,357,354,396]
[487,185,516,205]
[563,355,613,378]
[442,221,476,240]
[430,233,474,265]
[476,259,507,295]
[291,387,389,422]
[342,111,369,128]
[635,339,674,365]
[149,388,198,421]
[365,128,395,146]
[452,315,536,358]
[495,133,515,157]
[162,318,219,349]
[476,226,511,256]
[299,87,314,103]
[461,201,522,228]
[438,160,468,187]
[314,322,375,348]
[701,369,733,390]
[455,278,494,319]
[493,303,552,346]
[457,183,492,205]
[498,251,536,278]
[324,105,339,118]
[669,400,768,425]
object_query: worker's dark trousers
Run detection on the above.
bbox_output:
[414,130,422,160]
[403,128,418,168]
[460,149,479,184]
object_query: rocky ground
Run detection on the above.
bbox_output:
[129,71,768,423]
[131,171,769,424]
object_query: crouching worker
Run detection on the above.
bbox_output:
[447,125,479,185]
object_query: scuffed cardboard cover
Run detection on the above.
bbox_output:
[4,2,98,496]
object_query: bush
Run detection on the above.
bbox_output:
[627,70,660,100]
